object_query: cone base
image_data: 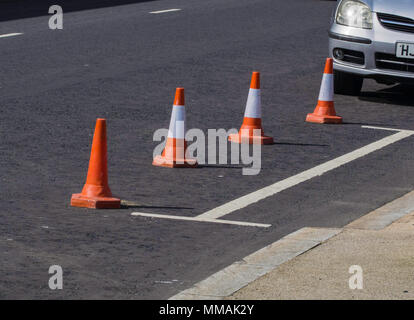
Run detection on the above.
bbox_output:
[228,133,274,145]
[306,113,342,124]
[71,193,121,209]
[152,155,198,168]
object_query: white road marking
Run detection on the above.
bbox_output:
[361,125,414,132]
[0,33,23,39]
[131,212,271,228]
[197,127,414,220]
[150,9,181,14]
[131,126,414,227]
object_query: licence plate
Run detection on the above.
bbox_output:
[396,42,414,59]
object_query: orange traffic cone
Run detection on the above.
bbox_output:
[229,72,273,144]
[306,58,342,124]
[71,118,121,209]
[152,88,197,168]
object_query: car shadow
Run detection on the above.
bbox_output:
[358,84,414,107]
[341,121,395,127]
[0,0,156,22]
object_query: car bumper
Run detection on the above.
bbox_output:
[328,16,414,83]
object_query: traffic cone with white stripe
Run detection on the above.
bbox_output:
[229,72,274,144]
[71,118,121,209]
[306,58,342,124]
[152,88,197,168]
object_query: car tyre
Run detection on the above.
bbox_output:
[334,70,363,96]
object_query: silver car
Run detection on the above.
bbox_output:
[329,0,414,95]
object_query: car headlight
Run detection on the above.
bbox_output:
[336,0,373,29]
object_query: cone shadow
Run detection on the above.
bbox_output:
[198,164,244,169]
[121,200,193,210]
[274,142,329,147]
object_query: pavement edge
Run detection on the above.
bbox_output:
[169,190,414,300]
[169,227,341,300]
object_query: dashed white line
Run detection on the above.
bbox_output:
[150,9,181,14]
[0,33,23,39]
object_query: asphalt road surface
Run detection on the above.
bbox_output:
[1,0,413,299]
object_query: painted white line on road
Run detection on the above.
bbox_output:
[150,9,181,14]
[131,212,271,228]
[0,33,23,39]
[197,127,414,220]
[131,126,413,227]
[362,125,414,133]
[169,227,342,299]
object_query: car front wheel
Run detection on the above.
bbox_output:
[334,70,363,96]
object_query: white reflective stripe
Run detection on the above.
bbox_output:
[243,89,261,118]
[167,105,186,138]
[318,74,334,101]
